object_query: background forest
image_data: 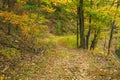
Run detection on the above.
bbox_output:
[0,0,120,80]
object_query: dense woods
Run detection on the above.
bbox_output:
[0,0,120,79]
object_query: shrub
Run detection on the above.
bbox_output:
[0,48,21,61]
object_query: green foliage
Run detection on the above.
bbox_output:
[116,42,120,48]
[24,5,39,10]
[115,50,120,59]
[0,0,120,79]
[114,33,120,38]
[41,38,56,49]
[46,39,56,48]
[0,48,21,60]
[56,21,62,35]
[58,35,76,48]
[41,0,51,6]
[115,43,120,58]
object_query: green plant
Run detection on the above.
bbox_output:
[0,48,21,60]
[115,42,120,58]
[56,21,62,35]
[58,35,76,48]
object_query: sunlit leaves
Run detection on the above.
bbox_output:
[41,6,55,13]
[49,0,72,5]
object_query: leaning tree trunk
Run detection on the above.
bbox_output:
[90,27,100,50]
[108,20,115,54]
[108,0,119,54]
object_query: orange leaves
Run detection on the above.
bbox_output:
[0,11,10,20]
[0,11,29,25]
[0,11,20,25]
[0,10,48,41]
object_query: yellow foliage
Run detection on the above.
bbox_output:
[0,75,4,80]
[50,0,72,5]
[41,6,55,13]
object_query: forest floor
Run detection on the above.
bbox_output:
[1,35,120,80]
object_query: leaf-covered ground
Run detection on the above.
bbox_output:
[1,36,120,80]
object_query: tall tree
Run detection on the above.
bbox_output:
[78,0,85,49]
[76,15,79,48]
[108,0,120,54]
[86,0,92,49]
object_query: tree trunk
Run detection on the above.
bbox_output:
[107,0,119,54]
[90,32,97,50]
[108,20,115,54]
[90,27,100,50]
[86,15,91,49]
[77,19,79,48]
[7,22,11,35]
[86,0,92,49]
[79,0,85,49]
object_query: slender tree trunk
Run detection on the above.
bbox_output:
[86,0,92,49]
[7,0,11,35]
[79,0,85,49]
[108,20,115,54]
[86,15,91,49]
[77,19,79,48]
[7,22,11,35]
[90,31,97,50]
[76,5,80,48]
[90,27,100,50]
[107,0,119,54]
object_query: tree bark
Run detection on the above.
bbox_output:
[108,20,115,54]
[79,0,85,49]
[7,22,11,35]
[107,0,119,54]
[86,0,92,49]
[90,27,100,50]
[86,15,91,49]
[77,19,79,48]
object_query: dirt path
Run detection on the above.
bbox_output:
[6,36,120,80]
[27,46,92,80]
[25,39,120,80]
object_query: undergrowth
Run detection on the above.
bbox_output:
[58,35,76,49]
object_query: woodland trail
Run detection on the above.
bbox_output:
[14,36,120,80]
[10,36,92,80]
[31,47,92,80]
[28,36,92,80]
